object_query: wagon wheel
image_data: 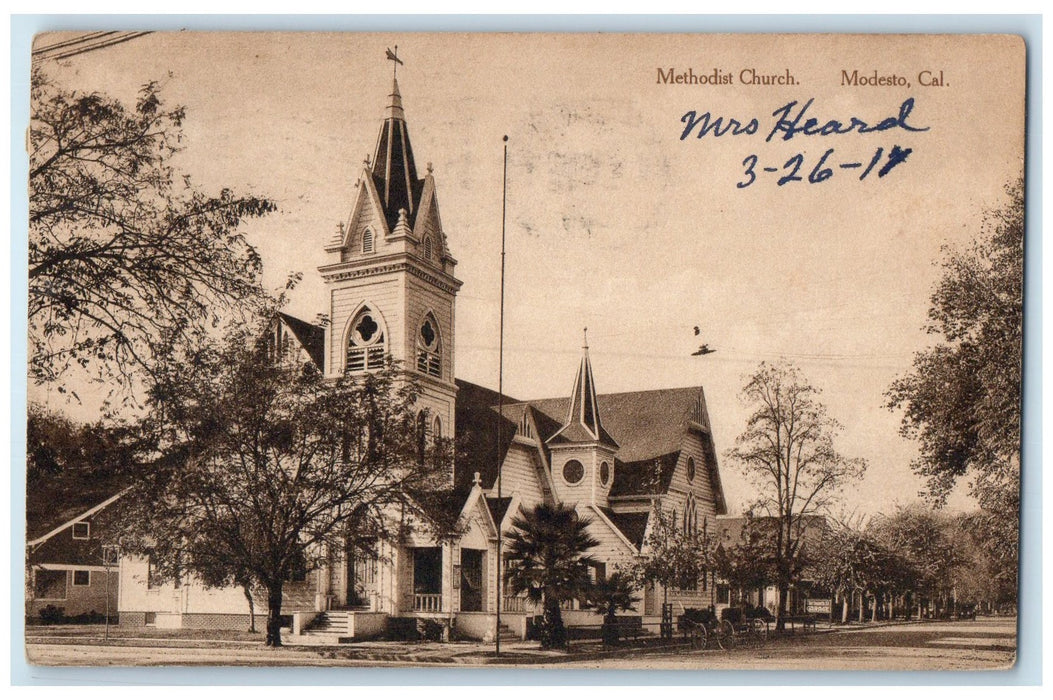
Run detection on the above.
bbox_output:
[691,625,706,650]
[715,620,735,650]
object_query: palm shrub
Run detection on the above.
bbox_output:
[584,571,640,647]
[504,502,599,650]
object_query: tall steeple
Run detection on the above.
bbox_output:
[370,77,422,232]
[319,57,461,446]
[548,330,619,449]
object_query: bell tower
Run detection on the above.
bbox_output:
[546,331,619,507]
[319,70,461,439]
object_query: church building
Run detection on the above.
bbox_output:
[117,72,728,641]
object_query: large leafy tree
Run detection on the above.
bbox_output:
[726,361,866,630]
[503,503,599,650]
[887,180,1023,590]
[868,506,962,618]
[29,67,274,396]
[631,503,708,610]
[116,313,454,646]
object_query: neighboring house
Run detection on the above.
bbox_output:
[712,514,832,616]
[117,73,730,640]
[27,493,124,621]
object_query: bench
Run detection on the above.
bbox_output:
[782,614,818,633]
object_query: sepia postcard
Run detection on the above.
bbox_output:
[24,31,1025,672]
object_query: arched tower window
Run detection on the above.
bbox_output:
[432,416,442,441]
[416,313,442,378]
[362,228,375,254]
[416,411,428,465]
[345,307,385,373]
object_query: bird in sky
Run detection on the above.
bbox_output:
[692,344,716,356]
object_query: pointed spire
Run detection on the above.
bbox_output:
[385,77,405,121]
[371,75,420,231]
[547,334,618,449]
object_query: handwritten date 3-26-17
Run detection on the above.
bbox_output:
[737,145,912,188]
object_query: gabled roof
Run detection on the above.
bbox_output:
[527,386,707,464]
[599,507,650,551]
[28,490,127,548]
[456,381,723,505]
[278,312,325,370]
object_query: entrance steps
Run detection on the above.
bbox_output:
[497,621,518,641]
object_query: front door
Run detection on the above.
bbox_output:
[460,548,484,612]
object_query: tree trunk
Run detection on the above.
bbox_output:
[841,592,849,624]
[858,590,865,623]
[243,584,257,633]
[871,594,878,623]
[776,584,789,631]
[265,582,284,647]
[540,593,567,650]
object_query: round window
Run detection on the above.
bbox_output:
[562,459,585,485]
[687,457,696,483]
[599,461,611,486]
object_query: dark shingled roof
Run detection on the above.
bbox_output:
[485,497,514,527]
[525,386,705,464]
[453,380,521,500]
[455,383,715,503]
[278,313,325,370]
[600,507,651,551]
[609,452,681,499]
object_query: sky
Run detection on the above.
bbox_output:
[30,31,1025,517]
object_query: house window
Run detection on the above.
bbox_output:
[287,548,308,583]
[717,584,731,605]
[362,228,375,254]
[72,521,90,540]
[416,314,441,378]
[147,555,164,589]
[34,570,67,600]
[686,457,696,483]
[562,459,585,485]
[346,308,385,373]
[72,570,90,586]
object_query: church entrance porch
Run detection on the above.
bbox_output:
[459,548,486,612]
[412,547,443,613]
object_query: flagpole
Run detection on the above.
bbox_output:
[495,134,508,656]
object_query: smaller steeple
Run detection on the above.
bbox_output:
[547,330,619,449]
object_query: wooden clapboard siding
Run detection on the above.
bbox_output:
[328,278,401,375]
[405,275,455,382]
[496,444,546,509]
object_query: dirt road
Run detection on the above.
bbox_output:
[25,617,1016,671]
